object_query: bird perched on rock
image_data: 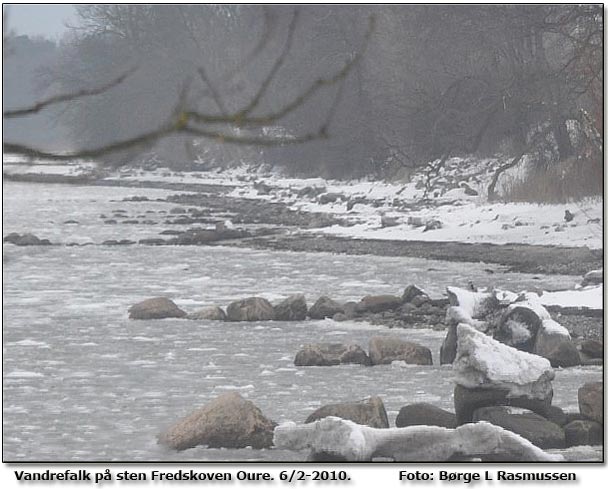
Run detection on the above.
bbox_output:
[564,210,575,222]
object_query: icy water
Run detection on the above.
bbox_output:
[2,182,602,461]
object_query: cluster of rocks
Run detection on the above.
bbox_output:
[449,324,603,449]
[294,337,432,367]
[3,233,52,246]
[439,286,602,368]
[127,285,447,329]
[274,324,602,461]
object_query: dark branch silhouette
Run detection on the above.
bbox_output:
[3,68,137,118]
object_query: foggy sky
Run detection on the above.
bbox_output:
[4,4,76,39]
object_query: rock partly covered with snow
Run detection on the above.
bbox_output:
[454,324,554,399]
[158,392,276,450]
[273,416,563,461]
[533,319,579,367]
[128,297,187,320]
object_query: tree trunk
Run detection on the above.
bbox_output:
[552,116,573,161]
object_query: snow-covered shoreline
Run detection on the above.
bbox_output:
[4,156,602,250]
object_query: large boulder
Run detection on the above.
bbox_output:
[129,297,187,320]
[305,396,389,429]
[274,294,308,321]
[158,392,276,450]
[578,382,602,424]
[368,336,432,366]
[454,324,554,400]
[472,407,565,449]
[294,343,371,367]
[453,384,553,425]
[274,417,563,462]
[564,420,603,447]
[355,295,402,314]
[494,299,550,352]
[308,296,344,319]
[226,297,275,321]
[534,319,580,367]
[395,403,456,429]
[187,306,226,321]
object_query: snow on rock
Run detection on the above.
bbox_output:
[273,416,563,462]
[446,306,487,332]
[454,324,554,399]
[446,286,498,319]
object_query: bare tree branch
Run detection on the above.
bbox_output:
[3,67,137,118]
[236,8,300,118]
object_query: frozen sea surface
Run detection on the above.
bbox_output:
[2,182,602,461]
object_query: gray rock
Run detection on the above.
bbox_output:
[355,295,402,314]
[580,339,603,358]
[305,396,389,429]
[545,405,568,427]
[129,297,187,320]
[578,382,602,424]
[402,285,427,303]
[439,323,458,365]
[294,343,371,367]
[564,420,603,447]
[226,297,275,321]
[158,392,276,450]
[395,403,456,429]
[472,407,565,449]
[453,384,553,425]
[274,294,308,321]
[187,306,226,321]
[368,336,432,365]
[318,193,343,205]
[308,296,344,319]
[545,341,581,368]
